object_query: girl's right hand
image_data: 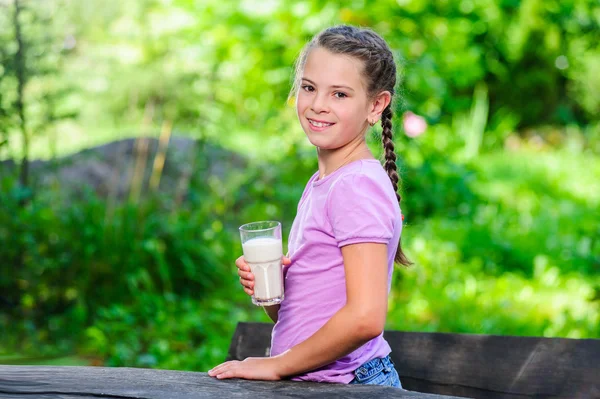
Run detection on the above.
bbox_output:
[236,255,291,296]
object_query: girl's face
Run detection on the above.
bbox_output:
[296,47,372,151]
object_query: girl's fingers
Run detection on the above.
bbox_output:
[282,256,292,266]
[243,287,254,296]
[239,277,253,288]
[208,361,234,376]
[235,256,250,272]
[237,269,254,281]
[216,370,235,379]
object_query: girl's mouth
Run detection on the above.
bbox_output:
[308,118,335,130]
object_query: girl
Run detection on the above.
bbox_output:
[209,25,410,387]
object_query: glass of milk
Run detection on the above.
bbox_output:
[239,221,284,306]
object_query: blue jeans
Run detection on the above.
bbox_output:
[350,354,403,388]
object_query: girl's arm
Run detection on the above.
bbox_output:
[275,242,389,377]
[209,242,388,380]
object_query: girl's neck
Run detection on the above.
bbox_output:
[317,139,374,180]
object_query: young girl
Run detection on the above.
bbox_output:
[209,25,410,387]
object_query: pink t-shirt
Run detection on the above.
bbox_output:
[270,159,403,383]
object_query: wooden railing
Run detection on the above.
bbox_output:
[227,322,600,398]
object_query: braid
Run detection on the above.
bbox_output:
[381,105,412,267]
[381,106,400,203]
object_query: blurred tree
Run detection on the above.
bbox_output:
[2,0,596,161]
[0,0,78,176]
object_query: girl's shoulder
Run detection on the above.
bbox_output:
[324,160,401,242]
[312,159,384,188]
[326,159,398,207]
[331,159,391,191]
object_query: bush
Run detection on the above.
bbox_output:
[2,140,598,371]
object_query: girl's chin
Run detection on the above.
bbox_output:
[304,136,339,151]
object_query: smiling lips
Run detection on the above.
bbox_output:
[308,118,335,129]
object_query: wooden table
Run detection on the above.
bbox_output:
[0,365,465,398]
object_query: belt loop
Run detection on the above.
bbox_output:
[380,357,390,372]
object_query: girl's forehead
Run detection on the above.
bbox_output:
[303,47,366,89]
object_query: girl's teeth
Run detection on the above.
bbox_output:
[310,120,333,128]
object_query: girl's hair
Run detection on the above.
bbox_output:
[290,25,412,266]
[292,25,412,267]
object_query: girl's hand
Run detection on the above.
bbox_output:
[236,255,291,296]
[208,357,283,381]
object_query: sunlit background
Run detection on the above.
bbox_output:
[0,0,598,370]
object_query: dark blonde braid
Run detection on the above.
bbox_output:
[381,106,400,202]
[381,106,412,266]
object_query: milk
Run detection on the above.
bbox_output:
[242,237,284,304]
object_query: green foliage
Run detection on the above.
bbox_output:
[0,153,264,370]
[80,296,253,370]
[1,140,599,371]
[1,0,598,160]
[389,147,600,338]
[0,0,78,161]
[0,0,598,373]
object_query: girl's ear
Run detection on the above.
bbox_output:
[368,91,392,124]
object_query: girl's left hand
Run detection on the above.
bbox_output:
[208,357,283,381]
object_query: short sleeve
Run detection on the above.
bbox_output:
[327,173,398,248]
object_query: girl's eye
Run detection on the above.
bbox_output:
[334,92,347,99]
[301,85,315,92]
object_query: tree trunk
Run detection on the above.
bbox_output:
[13,0,29,194]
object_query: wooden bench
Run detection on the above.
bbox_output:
[227,322,600,398]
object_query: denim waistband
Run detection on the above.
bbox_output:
[354,354,395,382]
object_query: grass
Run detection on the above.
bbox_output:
[0,354,92,366]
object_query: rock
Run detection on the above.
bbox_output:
[0,137,247,201]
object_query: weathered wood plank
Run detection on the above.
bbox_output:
[227,322,600,399]
[0,365,463,399]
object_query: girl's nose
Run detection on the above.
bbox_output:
[311,94,329,113]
